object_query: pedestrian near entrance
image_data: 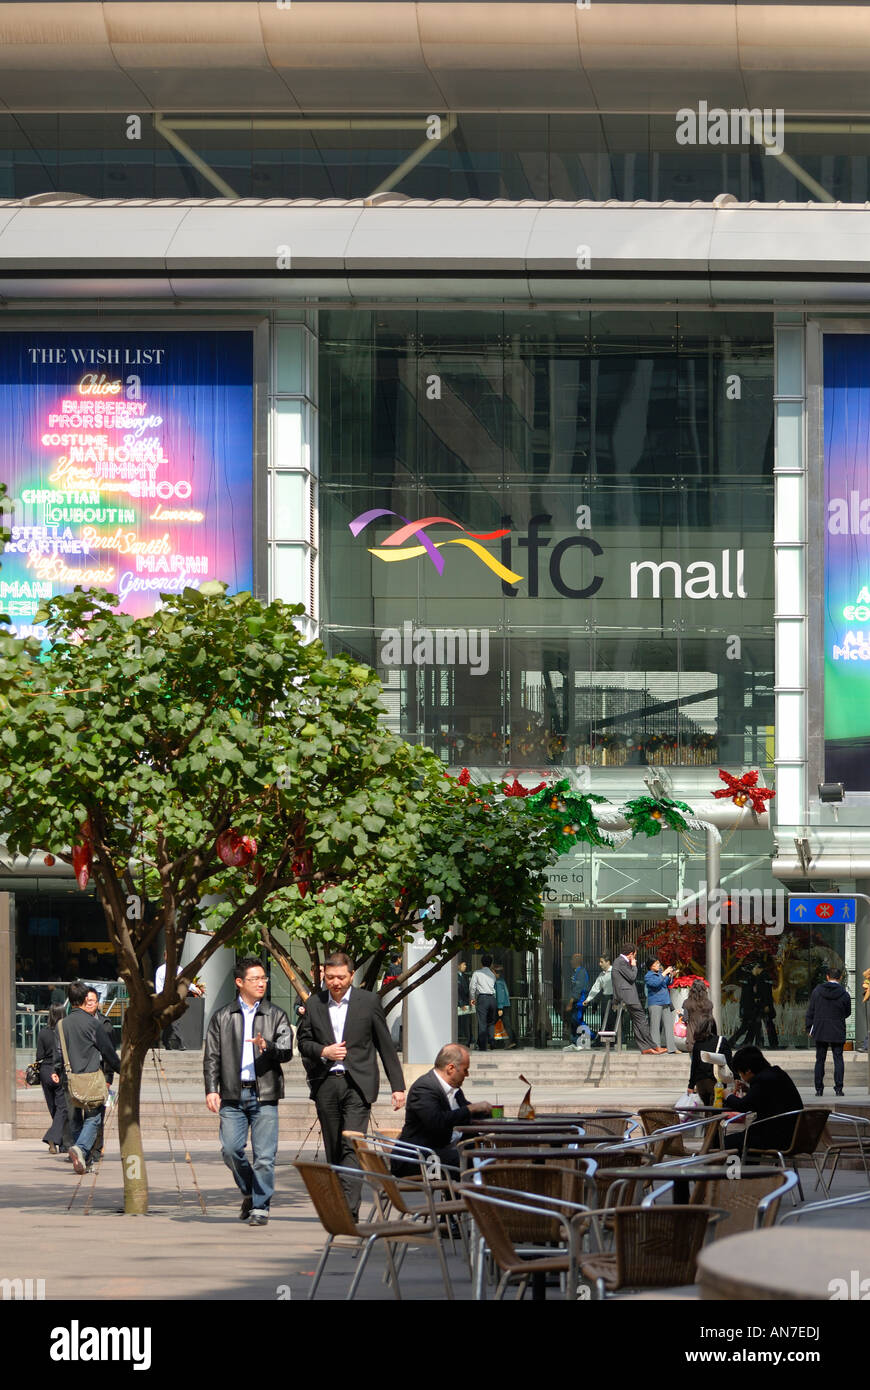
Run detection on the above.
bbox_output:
[644,958,676,1053]
[204,958,294,1226]
[586,956,614,1043]
[470,954,498,1051]
[611,943,664,1054]
[37,1003,68,1153]
[806,967,851,1097]
[296,952,405,1218]
[52,980,121,1175]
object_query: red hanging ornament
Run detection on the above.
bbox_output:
[216,829,258,867]
[712,768,776,815]
[43,854,56,867]
[71,843,91,890]
[292,847,313,897]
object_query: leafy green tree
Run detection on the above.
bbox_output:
[257,765,556,1008]
[0,583,445,1213]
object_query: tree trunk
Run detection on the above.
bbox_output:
[117,1006,153,1215]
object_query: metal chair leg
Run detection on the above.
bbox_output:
[308,1235,334,1300]
[433,1225,455,1300]
[347,1233,386,1301]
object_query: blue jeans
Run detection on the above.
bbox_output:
[219,1095,279,1211]
[71,1105,105,1163]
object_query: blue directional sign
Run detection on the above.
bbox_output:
[788,896,856,925]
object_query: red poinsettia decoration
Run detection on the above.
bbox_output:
[712,768,775,815]
[502,777,548,797]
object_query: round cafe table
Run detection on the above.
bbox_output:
[697,1228,870,1300]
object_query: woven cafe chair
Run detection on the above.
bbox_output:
[641,1160,799,1237]
[778,1188,870,1225]
[293,1160,455,1300]
[466,1159,597,1298]
[742,1107,832,1199]
[459,1185,592,1300]
[578,1205,725,1297]
[351,1133,471,1263]
[637,1106,721,1157]
[817,1111,870,1191]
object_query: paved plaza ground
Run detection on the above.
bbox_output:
[1,1131,869,1303]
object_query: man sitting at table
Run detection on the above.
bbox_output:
[722,1045,803,1153]
[390,1044,493,1177]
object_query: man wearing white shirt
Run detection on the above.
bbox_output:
[155,955,204,1051]
[469,954,498,1051]
[204,958,294,1226]
[391,1045,492,1176]
[297,951,405,1216]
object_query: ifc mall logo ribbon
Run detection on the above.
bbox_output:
[348,509,523,584]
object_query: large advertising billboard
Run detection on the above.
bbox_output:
[824,333,870,785]
[0,331,253,638]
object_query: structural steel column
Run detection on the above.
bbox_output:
[0,893,15,1140]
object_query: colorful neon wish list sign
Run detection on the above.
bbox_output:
[0,332,253,637]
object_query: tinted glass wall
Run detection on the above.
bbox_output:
[0,112,867,204]
[320,310,775,773]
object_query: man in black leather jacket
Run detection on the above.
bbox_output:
[204,958,294,1226]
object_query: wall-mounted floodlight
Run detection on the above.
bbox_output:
[818,783,845,803]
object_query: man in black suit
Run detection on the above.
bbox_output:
[610,942,663,1053]
[723,1045,803,1152]
[390,1044,493,1176]
[296,951,405,1216]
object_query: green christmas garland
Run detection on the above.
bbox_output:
[621,794,701,839]
[524,778,615,853]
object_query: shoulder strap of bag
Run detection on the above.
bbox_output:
[56,1017,72,1074]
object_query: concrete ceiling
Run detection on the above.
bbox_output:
[1,3,870,114]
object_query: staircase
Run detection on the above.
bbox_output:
[14,1045,869,1140]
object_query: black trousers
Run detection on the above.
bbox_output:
[476,995,497,1050]
[622,998,654,1051]
[814,1041,844,1091]
[40,1066,68,1146]
[313,1072,372,1217]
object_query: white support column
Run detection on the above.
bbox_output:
[773,321,808,828]
[269,314,319,640]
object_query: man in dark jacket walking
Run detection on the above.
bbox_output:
[296,951,405,1217]
[806,967,851,1097]
[52,979,121,1175]
[204,958,294,1225]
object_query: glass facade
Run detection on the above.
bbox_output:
[320,309,775,774]
[3,112,870,204]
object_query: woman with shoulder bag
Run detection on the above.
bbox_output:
[37,1004,69,1154]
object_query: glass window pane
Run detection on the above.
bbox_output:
[277,325,305,394]
[274,400,308,470]
[273,544,309,608]
[272,472,307,542]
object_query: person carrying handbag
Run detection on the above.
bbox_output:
[52,979,121,1175]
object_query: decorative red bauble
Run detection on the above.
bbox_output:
[457,768,471,786]
[43,854,56,867]
[72,843,91,891]
[216,829,258,868]
[292,847,313,897]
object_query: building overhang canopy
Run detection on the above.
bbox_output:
[3,197,870,306]
[1,2,870,115]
